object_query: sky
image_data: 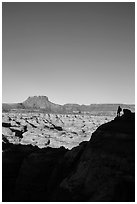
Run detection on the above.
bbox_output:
[2,2,135,105]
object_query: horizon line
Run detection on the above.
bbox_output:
[2,95,135,106]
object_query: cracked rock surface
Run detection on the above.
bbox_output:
[2,112,113,149]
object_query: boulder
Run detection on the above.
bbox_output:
[2,127,15,137]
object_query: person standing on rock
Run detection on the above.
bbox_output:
[117,106,122,117]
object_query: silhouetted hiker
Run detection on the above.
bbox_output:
[117,106,122,117]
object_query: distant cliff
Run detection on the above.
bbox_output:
[2,95,135,114]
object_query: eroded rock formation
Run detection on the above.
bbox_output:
[2,110,135,202]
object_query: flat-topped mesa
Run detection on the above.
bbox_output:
[23,96,50,109]
[22,95,63,113]
[25,95,49,102]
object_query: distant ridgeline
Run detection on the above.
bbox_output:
[2,96,135,114]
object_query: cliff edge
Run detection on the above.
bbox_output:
[2,109,135,201]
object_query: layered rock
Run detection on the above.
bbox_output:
[2,95,135,114]
[2,113,111,149]
[2,110,135,202]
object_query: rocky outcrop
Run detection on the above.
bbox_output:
[53,111,134,202]
[3,112,107,149]
[2,110,135,202]
[23,96,63,112]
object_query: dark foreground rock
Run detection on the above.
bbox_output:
[2,111,135,202]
